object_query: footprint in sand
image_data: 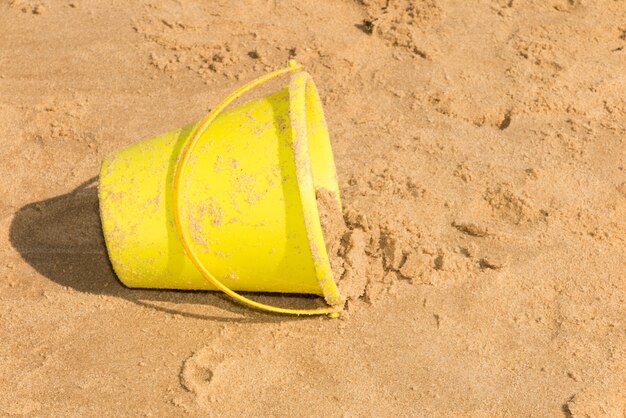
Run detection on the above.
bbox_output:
[179,346,224,406]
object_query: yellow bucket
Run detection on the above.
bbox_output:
[99,61,344,316]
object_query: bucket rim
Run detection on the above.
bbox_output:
[288,72,344,307]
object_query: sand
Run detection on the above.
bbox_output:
[1,0,625,416]
[316,188,370,304]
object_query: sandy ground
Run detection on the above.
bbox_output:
[1,0,625,416]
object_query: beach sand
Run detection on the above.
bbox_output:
[0,0,624,416]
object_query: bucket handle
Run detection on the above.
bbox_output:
[171,60,341,318]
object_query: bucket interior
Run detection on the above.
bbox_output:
[302,79,341,206]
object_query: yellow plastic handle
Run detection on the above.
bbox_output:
[171,60,341,318]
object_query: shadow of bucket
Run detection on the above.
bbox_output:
[99,61,345,316]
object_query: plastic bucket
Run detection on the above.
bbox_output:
[99,62,344,316]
